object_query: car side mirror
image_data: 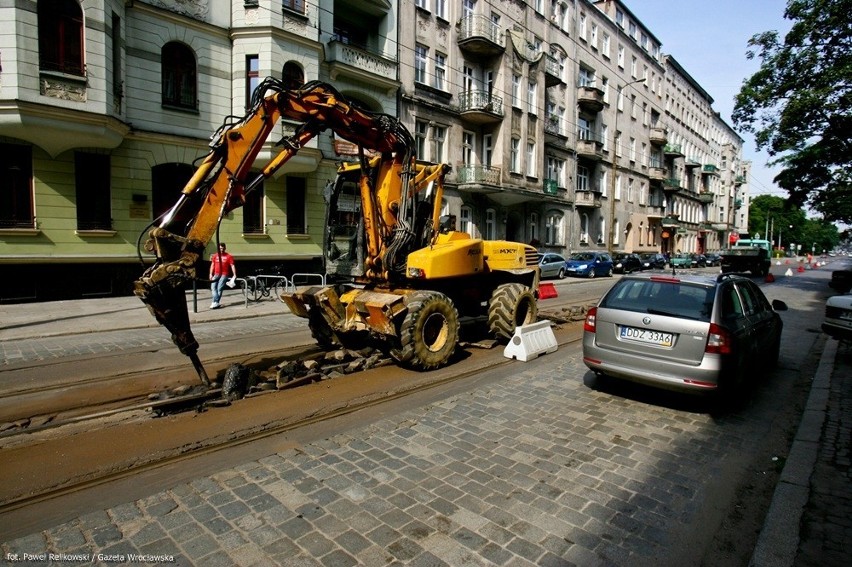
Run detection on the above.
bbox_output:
[772,299,788,311]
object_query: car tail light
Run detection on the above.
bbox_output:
[584,306,597,333]
[705,323,731,355]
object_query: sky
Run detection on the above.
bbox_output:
[624,0,792,199]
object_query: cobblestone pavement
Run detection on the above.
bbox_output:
[796,339,852,566]
[1,339,811,566]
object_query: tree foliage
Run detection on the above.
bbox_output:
[747,195,840,253]
[733,0,852,223]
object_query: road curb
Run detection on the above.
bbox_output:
[749,336,836,566]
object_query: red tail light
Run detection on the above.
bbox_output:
[705,323,731,355]
[584,306,597,333]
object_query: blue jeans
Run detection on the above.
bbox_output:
[211,275,227,304]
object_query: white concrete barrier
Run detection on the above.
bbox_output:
[503,320,558,362]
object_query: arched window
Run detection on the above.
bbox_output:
[460,205,474,237]
[485,208,496,240]
[162,42,197,109]
[282,62,304,90]
[545,211,563,246]
[152,163,194,223]
[38,0,84,76]
[528,212,538,242]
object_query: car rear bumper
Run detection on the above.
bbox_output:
[822,319,852,341]
[582,333,721,393]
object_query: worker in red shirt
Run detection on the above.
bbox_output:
[209,243,237,309]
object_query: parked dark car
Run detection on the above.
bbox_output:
[564,252,614,278]
[537,253,567,279]
[639,253,668,270]
[690,254,709,268]
[612,253,643,274]
[704,253,722,267]
[582,272,788,398]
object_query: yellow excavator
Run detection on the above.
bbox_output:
[134,78,539,385]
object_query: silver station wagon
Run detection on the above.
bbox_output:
[582,273,787,396]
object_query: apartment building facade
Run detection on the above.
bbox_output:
[0,0,747,301]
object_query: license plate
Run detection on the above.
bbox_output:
[620,326,674,346]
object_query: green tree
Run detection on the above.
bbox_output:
[733,0,852,224]
[747,195,839,254]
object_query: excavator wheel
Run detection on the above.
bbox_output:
[390,291,459,370]
[308,309,341,350]
[487,283,538,339]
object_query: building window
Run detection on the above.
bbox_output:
[243,181,264,234]
[415,0,428,9]
[527,82,537,114]
[415,120,428,159]
[617,44,625,68]
[246,55,260,110]
[602,33,610,58]
[577,165,589,191]
[286,176,306,234]
[510,138,520,173]
[38,0,84,76]
[600,169,608,197]
[579,67,595,88]
[162,42,196,109]
[462,131,474,166]
[545,211,563,245]
[0,144,34,229]
[75,153,112,231]
[434,52,446,90]
[432,125,446,163]
[460,205,473,236]
[485,208,496,240]
[435,0,446,19]
[414,44,428,84]
[526,142,536,177]
[152,163,194,222]
[282,61,304,90]
[283,0,306,14]
[627,178,634,202]
[529,212,538,242]
[512,74,521,108]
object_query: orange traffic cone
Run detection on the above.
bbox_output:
[797,265,805,273]
[538,283,558,299]
[765,273,775,283]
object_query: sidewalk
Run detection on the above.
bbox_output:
[0,287,287,342]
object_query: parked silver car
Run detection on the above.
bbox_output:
[582,273,787,397]
[537,253,567,279]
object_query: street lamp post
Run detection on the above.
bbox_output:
[607,78,646,254]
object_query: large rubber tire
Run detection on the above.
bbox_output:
[557,268,565,280]
[390,291,459,369]
[588,269,596,279]
[487,283,538,340]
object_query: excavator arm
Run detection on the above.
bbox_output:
[134,78,417,384]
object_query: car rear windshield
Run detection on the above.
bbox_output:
[600,278,715,322]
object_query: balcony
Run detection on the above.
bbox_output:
[735,175,746,185]
[663,178,682,191]
[664,143,684,158]
[544,116,566,138]
[458,90,504,124]
[543,179,559,195]
[649,166,666,181]
[685,157,701,169]
[712,222,729,231]
[544,55,564,87]
[576,134,604,160]
[575,190,603,208]
[702,163,720,175]
[577,85,605,113]
[458,15,504,56]
[650,127,667,146]
[698,192,715,204]
[456,164,501,186]
[661,216,680,227]
[326,39,398,90]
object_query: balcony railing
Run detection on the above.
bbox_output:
[698,192,714,203]
[663,178,682,191]
[685,157,701,168]
[735,175,746,184]
[664,143,684,157]
[543,179,559,195]
[544,55,563,87]
[649,166,666,181]
[703,164,720,175]
[661,216,680,226]
[544,116,564,137]
[575,191,602,208]
[458,15,504,55]
[325,39,397,83]
[650,127,667,146]
[458,90,504,118]
[577,85,604,113]
[456,164,501,185]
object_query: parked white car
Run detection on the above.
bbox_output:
[823,293,852,342]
